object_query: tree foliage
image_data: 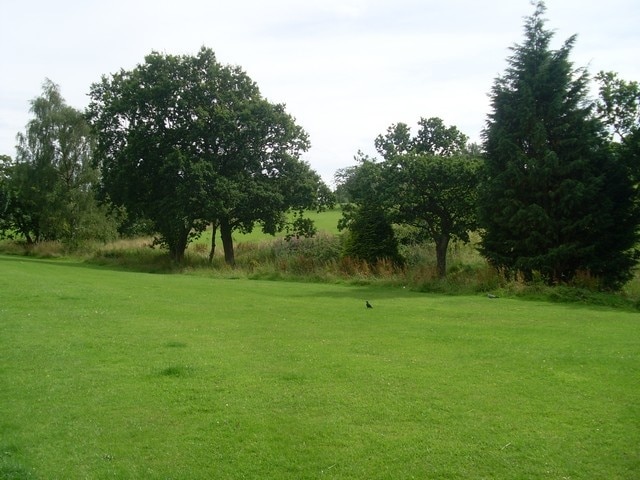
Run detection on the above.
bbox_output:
[595,71,640,186]
[386,153,480,277]
[338,119,480,276]
[374,117,468,160]
[412,117,469,157]
[0,155,13,235]
[374,123,413,159]
[342,201,402,266]
[88,47,329,263]
[1,80,118,246]
[595,71,640,144]
[336,153,402,265]
[479,1,639,288]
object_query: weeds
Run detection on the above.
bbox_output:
[2,232,640,310]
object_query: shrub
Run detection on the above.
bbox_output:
[342,203,403,266]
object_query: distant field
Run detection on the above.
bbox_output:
[1,255,639,479]
[193,208,343,247]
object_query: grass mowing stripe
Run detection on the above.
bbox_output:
[1,254,639,479]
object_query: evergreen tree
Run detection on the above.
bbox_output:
[337,153,403,266]
[343,202,402,266]
[478,1,639,288]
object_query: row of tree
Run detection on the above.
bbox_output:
[335,117,480,278]
[336,2,640,289]
[1,48,332,263]
[88,47,334,263]
[1,1,638,288]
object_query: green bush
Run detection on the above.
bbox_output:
[342,203,403,266]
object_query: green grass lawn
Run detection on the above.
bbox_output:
[1,255,639,479]
[194,208,343,247]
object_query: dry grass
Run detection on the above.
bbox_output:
[2,232,639,310]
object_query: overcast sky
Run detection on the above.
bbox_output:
[1,0,638,184]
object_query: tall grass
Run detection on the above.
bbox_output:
[193,208,343,248]
[3,226,640,310]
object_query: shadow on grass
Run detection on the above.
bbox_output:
[0,442,35,480]
[164,341,187,348]
[0,253,415,301]
[0,252,173,276]
[157,365,193,378]
[2,253,637,311]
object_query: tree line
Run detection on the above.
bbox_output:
[1,48,333,264]
[1,1,639,288]
[337,3,639,289]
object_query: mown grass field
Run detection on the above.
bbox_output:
[1,254,639,479]
[194,208,343,247]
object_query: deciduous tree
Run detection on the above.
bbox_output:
[386,152,480,277]
[338,119,480,277]
[88,48,327,263]
[0,155,13,236]
[595,71,640,144]
[595,71,640,186]
[4,80,117,246]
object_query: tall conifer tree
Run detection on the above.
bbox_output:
[479,2,638,288]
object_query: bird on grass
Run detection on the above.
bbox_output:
[366,300,373,309]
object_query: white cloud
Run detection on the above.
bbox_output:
[1,0,639,183]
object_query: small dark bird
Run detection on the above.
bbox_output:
[366,300,373,309]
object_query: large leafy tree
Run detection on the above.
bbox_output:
[595,71,640,145]
[479,2,639,288]
[381,118,478,278]
[338,118,480,276]
[595,71,640,186]
[3,80,117,246]
[206,95,328,264]
[386,153,480,277]
[88,47,326,263]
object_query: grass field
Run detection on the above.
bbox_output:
[193,208,343,247]
[1,255,639,479]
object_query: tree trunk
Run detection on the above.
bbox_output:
[208,221,218,263]
[219,217,235,266]
[169,244,185,263]
[435,234,450,278]
[168,228,189,263]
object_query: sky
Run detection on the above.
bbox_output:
[1,0,639,185]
